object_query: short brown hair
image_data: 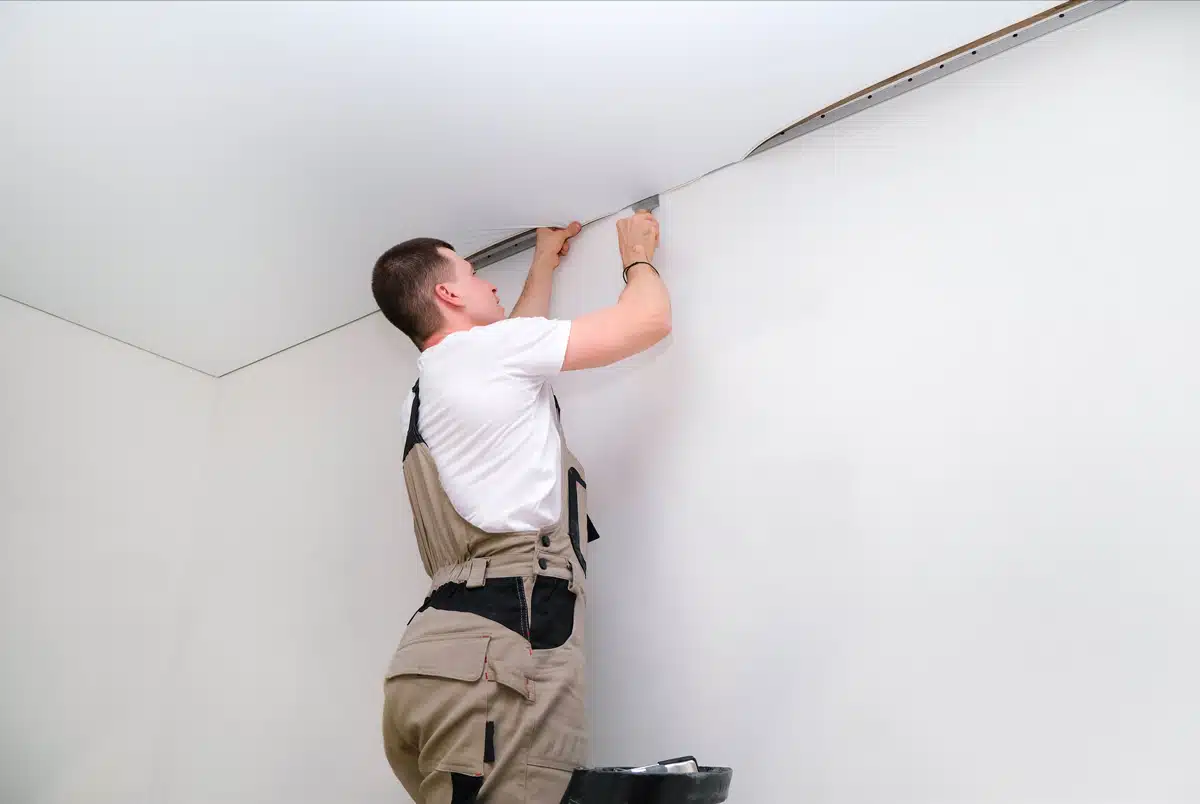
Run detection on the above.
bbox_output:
[372,237,455,345]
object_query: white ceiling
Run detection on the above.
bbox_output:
[0,1,1056,375]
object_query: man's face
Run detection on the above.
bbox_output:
[438,248,505,325]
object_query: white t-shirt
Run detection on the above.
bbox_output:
[402,316,573,533]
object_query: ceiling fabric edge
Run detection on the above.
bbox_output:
[215,0,1132,377]
[9,2,1121,379]
[460,0,1117,276]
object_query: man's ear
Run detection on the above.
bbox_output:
[433,282,464,309]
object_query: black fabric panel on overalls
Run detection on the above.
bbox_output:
[450,772,484,804]
[555,393,600,545]
[529,576,575,650]
[484,720,496,763]
[566,467,588,575]
[403,381,425,459]
[409,578,529,640]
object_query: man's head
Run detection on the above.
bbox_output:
[372,238,505,348]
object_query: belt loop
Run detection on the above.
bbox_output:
[466,558,488,588]
[487,660,536,703]
[567,559,580,594]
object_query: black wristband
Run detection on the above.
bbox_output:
[623,260,658,284]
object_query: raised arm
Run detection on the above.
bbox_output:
[562,210,672,371]
[508,222,582,320]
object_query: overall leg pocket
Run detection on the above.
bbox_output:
[525,660,589,802]
[384,634,492,778]
[478,654,542,802]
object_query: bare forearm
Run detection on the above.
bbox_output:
[618,262,671,332]
[617,246,670,328]
[559,211,669,371]
[560,257,671,372]
[508,255,556,319]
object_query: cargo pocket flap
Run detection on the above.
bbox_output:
[386,635,490,682]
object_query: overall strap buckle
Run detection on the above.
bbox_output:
[465,557,488,589]
[567,558,582,594]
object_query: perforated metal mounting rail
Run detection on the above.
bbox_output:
[745,0,1123,158]
[464,0,1123,272]
[467,195,659,271]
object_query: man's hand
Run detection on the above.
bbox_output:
[510,220,581,319]
[533,221,583,269]
[616,210,659,267]
[561,209,670,372]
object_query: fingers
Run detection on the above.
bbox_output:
[536,220,580,257]
[548,221,581,238]
[619,210,656,226]
[538,221,581,248]
[560,221,580,255]
[629,211,658,230]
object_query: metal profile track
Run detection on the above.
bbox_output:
[465,0,1123,272]
[467,194,659,271]
[746,0,1123,159]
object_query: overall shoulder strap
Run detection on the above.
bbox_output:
[554,391,601,544]
[403,380,425,459]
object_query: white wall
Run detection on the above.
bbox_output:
[498,2,1200,801]
[4,2,1199,803]
[148,313,431,804]
[496,3,1200,801]
[0,297,215,804]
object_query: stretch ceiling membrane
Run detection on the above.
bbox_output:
[0,1,1059,375]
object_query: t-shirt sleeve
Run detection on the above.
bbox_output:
[488,316,572,379]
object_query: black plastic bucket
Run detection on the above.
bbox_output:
[559,760,733,804]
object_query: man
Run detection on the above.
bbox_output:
[373,209,671,804]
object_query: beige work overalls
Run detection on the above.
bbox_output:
[382,382,598,804]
